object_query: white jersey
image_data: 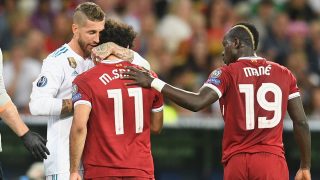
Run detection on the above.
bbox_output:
[29,44,151,176]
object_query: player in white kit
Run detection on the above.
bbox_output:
[29,2,150,180]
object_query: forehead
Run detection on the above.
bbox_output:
[81,19,105,31]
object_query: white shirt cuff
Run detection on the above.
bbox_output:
[202,83,222,98]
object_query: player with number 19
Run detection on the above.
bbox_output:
[121,22,311,180]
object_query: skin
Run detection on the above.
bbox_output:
[69,55,163,180]
[61,18,105,116]
[121,29,311,180]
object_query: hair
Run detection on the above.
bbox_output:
[99,19,137,48]
[73,2,105,26]
[229,22,259,50]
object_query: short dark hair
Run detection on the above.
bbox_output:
[229,22,259,50]
[73,2,105,26]
[99,19,137,48]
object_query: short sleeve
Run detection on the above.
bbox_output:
[288,71,300,100]
[72,77,92,108]
[202,68,230,98]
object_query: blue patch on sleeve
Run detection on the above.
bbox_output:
[72,93,82,103]
[36,76,48,87]
[207,78,221,86]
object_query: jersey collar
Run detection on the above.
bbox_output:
[238,56,265,61]
[101,59,125,64]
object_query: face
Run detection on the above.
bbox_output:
[222,33,236,65]
[74,19,105,58]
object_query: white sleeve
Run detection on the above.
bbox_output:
[0,48,11,106]
[131,51,151,70]
[29,58,64,115]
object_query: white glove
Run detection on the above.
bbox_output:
[0,49,11,106]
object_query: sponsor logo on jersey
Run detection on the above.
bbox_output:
[36,76,48,87]
[207,77,221,86]
[210,69,222,78]
[72,71,79,76]
[67,57,77,68]
[71,84,78,96]
[72,93,82,103]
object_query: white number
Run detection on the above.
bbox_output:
[107,88,144,135]
[239,83,282,130]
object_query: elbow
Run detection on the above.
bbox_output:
[188,104,202,112]
[151,127,162,135]
[29,100,42,115]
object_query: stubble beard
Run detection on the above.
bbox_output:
[78,38,91,58]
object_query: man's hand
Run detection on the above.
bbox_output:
[121,66,154,87]
[91,42,133,63]
[295,168,311,180]
[21,130,50,160]
[70,172,82,180]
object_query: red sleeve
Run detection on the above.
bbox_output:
[288,71,300,100]
[72,77,92,107]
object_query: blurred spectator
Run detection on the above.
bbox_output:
[157,0,192,53]
[286,52,314,109]
[3,43,41,114]
[30,0,55,35]
[309,87,320,119]
[284,0,317,22]
[260,12,290,65]
[0,0,18,51]
[206,0,232,56]
[26,29,47,61]
[136,13,157,55]
[44,11,71,53]
[250,0,276,44]
[307,20,320,77]
[19,162,45,180]
[94,0,120,18]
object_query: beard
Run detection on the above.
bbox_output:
[78,38,91,58]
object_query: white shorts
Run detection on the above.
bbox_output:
[46,173,69,180]
[46,171,83,180]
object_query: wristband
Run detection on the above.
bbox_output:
[151,78,166,92]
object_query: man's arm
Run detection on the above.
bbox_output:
[92,42,133,62]
[151,111,163,134]
[122,66,219,111]
[70,104,91,174]
[287,96,311,179]
[29,59,69,117]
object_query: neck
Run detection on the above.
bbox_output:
[105,55,121,61]
[68,38,85,58]
[237,48,256,59]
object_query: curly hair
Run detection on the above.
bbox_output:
[99,19,137,49]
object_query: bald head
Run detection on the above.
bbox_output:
[73,2,105,27]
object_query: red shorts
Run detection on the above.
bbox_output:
[86,177,154,180]
[224,152,289,180]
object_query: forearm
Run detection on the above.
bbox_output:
[70,125,87,173]
[293,120,311,169]
[0,101,29,137]
[61,99,73,117]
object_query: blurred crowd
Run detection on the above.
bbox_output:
[0,0,320,121]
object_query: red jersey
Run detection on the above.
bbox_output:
[72,60,164,179]
[203,57,299,164]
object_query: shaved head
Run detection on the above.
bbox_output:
[73,2,105,27]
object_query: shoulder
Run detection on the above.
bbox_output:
[44,45,70,65]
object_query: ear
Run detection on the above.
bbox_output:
[72,24,78,34]
[233,38,241,49]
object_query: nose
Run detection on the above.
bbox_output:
[94,33,100,44]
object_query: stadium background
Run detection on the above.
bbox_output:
[0,0,319,179]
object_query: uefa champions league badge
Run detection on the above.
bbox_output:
[206,69,222,86]
[67,57,77,69]
[36,76,48,87]
[210,69,222,78]
[71,84,78,96]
